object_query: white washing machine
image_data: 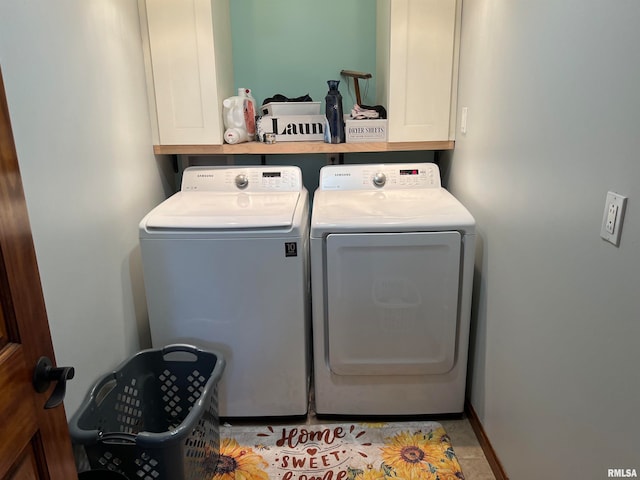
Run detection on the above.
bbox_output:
[139,165,310,417]
[310,163,476,415]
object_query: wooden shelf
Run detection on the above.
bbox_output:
[153,140,454,156]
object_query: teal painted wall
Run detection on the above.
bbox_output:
[229,0,377,109]
[224,1,435,192]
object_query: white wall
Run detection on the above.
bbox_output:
[443,1,640,477]
[0,1,172,415]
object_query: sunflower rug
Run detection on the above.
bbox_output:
[213,422,465,480]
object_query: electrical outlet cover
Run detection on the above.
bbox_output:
[600,191,627,246]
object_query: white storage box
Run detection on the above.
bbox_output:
[261,102,321,116]
[345,119,388,143]
[257,115,326,142]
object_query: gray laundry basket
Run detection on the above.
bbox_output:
[69,344,225,480]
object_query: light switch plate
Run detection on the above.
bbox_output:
[460,107,468,134]
[600,191,627,246]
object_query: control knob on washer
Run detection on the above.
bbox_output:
[373,172,386,188]
[235,174,249,189]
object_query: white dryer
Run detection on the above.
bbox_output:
[310,163,475,415]
[139,166,310,417]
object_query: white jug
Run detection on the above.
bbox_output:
[223,88,256,144]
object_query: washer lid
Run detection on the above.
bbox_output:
[311,188,475,235]
[144,191,301,229]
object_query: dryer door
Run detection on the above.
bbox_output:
[326,231,460,375]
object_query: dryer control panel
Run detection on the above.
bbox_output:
[181,166,303,192]
[319,163,441,190]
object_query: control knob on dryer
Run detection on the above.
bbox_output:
[373,172,386,188]
[235,173,249,189]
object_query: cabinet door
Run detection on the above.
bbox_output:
[377,0,459,142]
[144,0,233,145]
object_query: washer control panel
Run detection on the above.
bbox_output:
[181,166,303,192]
[319,163,441,190]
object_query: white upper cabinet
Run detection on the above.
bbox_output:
[376,0,461,142]
[140,0,234,145]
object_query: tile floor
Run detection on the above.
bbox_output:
[439,417,496,480]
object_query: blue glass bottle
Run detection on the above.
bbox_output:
[325,80,345,144]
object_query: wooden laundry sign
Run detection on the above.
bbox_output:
[257,115,326,142]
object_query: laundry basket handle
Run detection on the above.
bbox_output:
[163,343,202,354]
[161,344,202,360]
[99,432,137,445]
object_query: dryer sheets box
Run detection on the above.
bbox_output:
[257,115,326,142]
[345,118,388,143]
